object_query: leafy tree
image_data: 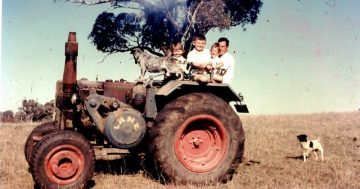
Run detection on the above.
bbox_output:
[0,100,54,123]
[64,0,263,56]
[18,99,54,122]
[15,111,26,122]
[1,110,15,122]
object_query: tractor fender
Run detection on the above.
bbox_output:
[152,80,249,115]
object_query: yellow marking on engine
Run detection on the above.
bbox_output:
[113,116,140,130]
[133,122,139,130]
[114,117,126,129]
[127,116,136,124]
[113,123,120,130]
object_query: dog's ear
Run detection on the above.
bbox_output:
[297,134,308,142]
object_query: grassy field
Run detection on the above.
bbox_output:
[0,112,359,189]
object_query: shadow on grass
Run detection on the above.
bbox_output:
[286,155,303,160]
[244,160,261,166]
[84,156,147,189]
[91,155,169,186]
[94,156,142,175]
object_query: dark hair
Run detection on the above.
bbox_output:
[193,33,206,41]
[218,37,229,47]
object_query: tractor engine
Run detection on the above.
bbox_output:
[81,91,147,149]
[55,32,147,149]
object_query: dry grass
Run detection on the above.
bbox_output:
[1,112,359,189]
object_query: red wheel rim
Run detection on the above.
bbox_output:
[175,114,228,173]
[44,145,85,185]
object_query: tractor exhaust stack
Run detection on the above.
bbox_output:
[62,32,78,94]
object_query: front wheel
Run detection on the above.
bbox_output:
[149,93,245,184]
[30,131,95,189]
[24,122,56,163]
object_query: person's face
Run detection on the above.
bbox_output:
[218,41,228,56]
[173,49,184,58]
[210,47,219,58]
[193,39,206,51]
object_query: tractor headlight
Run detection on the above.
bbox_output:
[71,93,78,104]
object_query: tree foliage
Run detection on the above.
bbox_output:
[1,110,15,123]
[0,99,54,123]
[66,0,263,55]
[19,99,55,122]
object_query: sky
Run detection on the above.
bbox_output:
[1,0,359,114]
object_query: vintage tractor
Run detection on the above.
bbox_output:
[25,32,249,188]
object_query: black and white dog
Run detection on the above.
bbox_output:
[297,134,324,162]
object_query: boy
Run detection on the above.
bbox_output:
[209,43,225,83]
[171,42,187,72]
[186,33,212,82]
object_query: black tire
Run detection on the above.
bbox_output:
[148,93,245,185]
[24,122,56,163]
[30,131,95,189]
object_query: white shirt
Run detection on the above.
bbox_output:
[211,56,221,67]
[186,49,211,66]
[218,52,235,84]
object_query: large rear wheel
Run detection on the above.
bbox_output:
[149,93,245,184]
[24,122,56,163]
[30,131,95,189]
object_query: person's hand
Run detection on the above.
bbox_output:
[215,62,224,69]
[192,62,202,68]
[206,64,212,70]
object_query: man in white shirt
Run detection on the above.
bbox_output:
[218,37,235,84]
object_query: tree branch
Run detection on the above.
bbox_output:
[140,47,164,57]
[60,0,143,10]
[182,1,204,45]
[97,52,115,63]
[60,0,113,6]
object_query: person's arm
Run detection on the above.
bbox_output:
[193,62,212,69]
[188,50,212,69]
[214,62,224,69]
[222,54,235,83]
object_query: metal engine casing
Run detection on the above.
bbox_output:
[104,107,146,149]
